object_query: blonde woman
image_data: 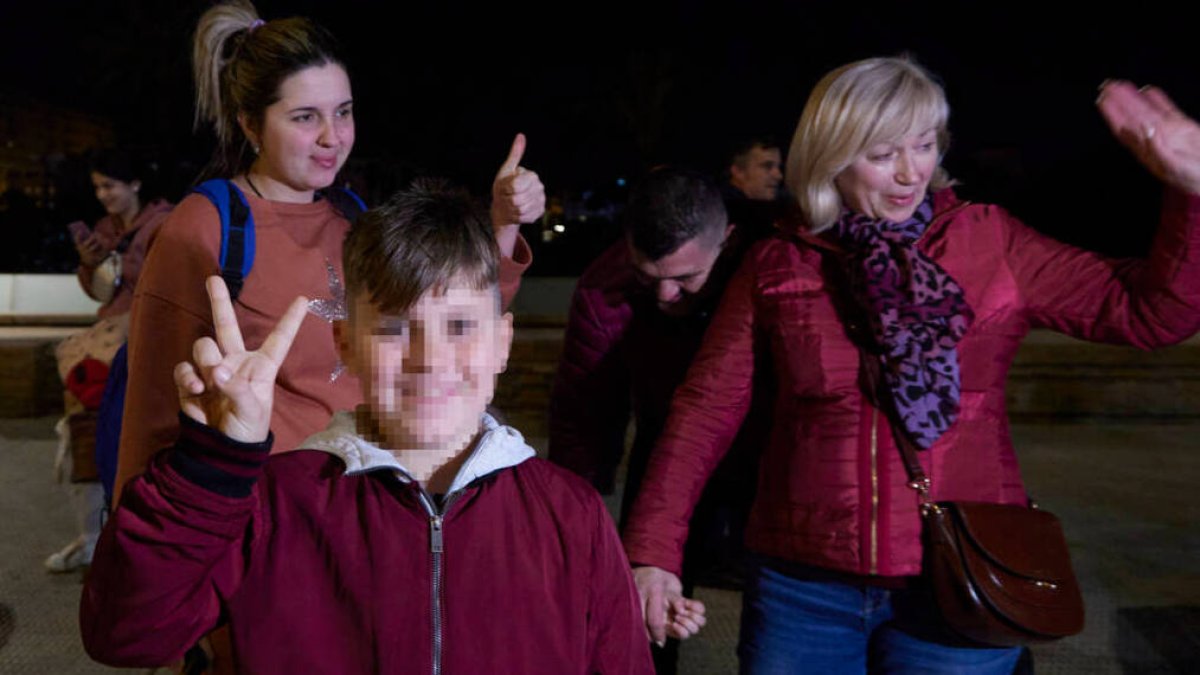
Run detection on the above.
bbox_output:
[625,57,1200,672]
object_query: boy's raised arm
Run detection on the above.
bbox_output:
[81,277,305,666]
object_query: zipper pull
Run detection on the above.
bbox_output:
[430,515,443,554]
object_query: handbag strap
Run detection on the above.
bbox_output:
[859,351,934,505]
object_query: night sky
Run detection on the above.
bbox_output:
[4,1,1198,258]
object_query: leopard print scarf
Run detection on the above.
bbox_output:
[831,197,974,449]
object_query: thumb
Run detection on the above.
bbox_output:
[211,365,240,397]
[497,133,526,177]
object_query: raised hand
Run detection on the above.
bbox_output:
[173,276,308,443]
[1097,81,1200,195]
[490,133,546,256]
[74,231,108,267]
[632,565,707,646]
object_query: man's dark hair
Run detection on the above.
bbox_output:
[623,167,727,261]
[343,177,498,314]
[728,137,780,169]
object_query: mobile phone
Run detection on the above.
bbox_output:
[67,221,90,242]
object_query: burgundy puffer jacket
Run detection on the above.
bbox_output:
[83,415,652,674]
[623,188,1200,578]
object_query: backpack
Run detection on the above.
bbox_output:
[96,179,366,502]
[191,178,366,300]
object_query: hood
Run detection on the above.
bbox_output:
[133,199,173,229]
[298,411,536,494]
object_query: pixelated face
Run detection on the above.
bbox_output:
[91,171,139,218]
[249,63,355,197]
[730,146,783,201]
[338,278,512,452]
[835,128,939,223]
[628,226,732,317]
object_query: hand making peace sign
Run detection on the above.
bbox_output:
[173,276,308,443]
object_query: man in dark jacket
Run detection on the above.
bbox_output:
[726,137,784,202]
[549,167,773,673]
[723,137,787,240]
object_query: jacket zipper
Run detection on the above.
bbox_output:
[869,407,880,575]
[417,489,460,675]
[861,200,966,577]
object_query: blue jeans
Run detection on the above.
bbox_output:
[738,560,1022,674]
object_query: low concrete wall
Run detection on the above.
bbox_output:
[1006,331,1200,421]
[0,274,100,324]
[0,274,97,416]
[493,328,1200,440]
[5,278,1199,433]
[0,327,83,417]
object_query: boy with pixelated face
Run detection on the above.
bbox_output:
[82,178,655,674]
[335,178,515,496]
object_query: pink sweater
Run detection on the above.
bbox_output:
[75,199,173,319]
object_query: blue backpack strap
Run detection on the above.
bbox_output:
[192,179,255,300]
[319,185,367,224]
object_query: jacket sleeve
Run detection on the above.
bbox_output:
[113,199,221,504]
[499,233,532,310]
[585,491,655,675]
[621,249,759,576]
[548,284,632,494]
[1008,189,1200,347]
[75,218,117,301]
[81,415,271,667]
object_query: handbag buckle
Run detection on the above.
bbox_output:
[909,477,940,516]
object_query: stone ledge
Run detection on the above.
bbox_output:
[1008,333,1200,421]
[5,327,1200,425]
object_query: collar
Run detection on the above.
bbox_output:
[298,411,537,495]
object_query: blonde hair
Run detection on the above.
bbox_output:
[787,56,952,232]
[192,0,345,180]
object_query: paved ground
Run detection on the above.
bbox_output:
[1,416,1197,673]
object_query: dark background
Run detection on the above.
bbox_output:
[2,0,1197,273]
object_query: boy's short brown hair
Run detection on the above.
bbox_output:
[343,177,500,314]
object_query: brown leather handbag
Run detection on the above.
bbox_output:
[888,396,1086,646]
[827,252,1086,646]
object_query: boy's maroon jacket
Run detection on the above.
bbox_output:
[81,412,653,675]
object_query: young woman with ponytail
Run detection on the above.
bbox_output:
[112,0,543,505]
